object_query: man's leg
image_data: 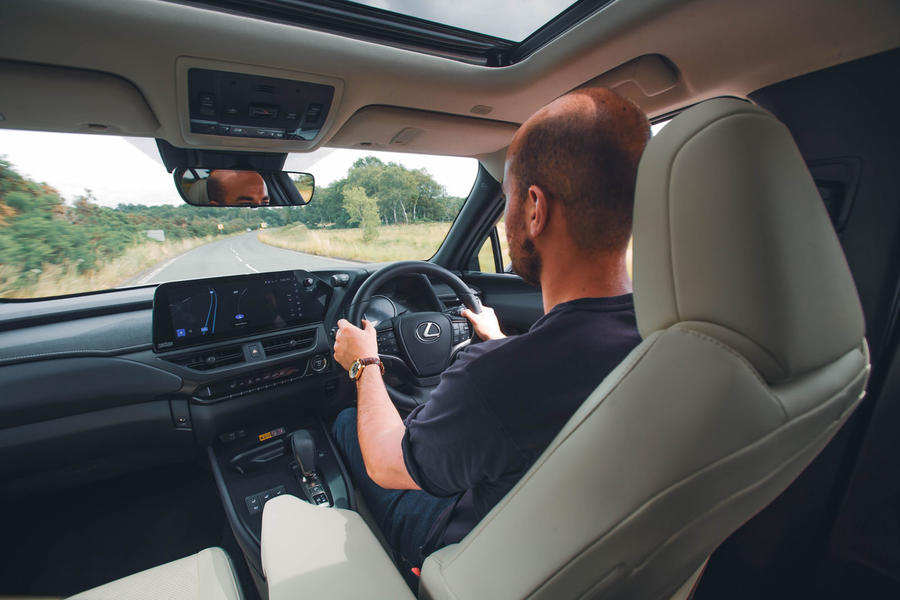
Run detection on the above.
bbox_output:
[331,407,456,567]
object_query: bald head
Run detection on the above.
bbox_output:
[207,170,269,206]
[506,87,650,253]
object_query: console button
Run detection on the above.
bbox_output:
[246,343,263,361]
[309,355,328,373]
[246,495,262,515]
[191,120,218,134]
[304,104,323,122]
[249,104,279,118]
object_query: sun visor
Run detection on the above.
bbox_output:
[576,54,683,117]
[327,106,518,157]
[0,60,159,136]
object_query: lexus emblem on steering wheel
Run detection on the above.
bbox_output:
[415,321,442,343]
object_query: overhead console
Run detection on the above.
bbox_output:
[175,58,344,151]
[188,68,333,142]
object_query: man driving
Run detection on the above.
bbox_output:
[332,87,651,572]
[206,169,269,206]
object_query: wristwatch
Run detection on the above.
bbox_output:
[349,356,384,381]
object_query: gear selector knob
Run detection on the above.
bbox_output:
[291,430,316,477]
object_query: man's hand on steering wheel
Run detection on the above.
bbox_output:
[333,318,378,372]
[461,306,506,341]
[344,261,483,408]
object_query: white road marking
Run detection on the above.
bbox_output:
[229,241,260,273]
[137,255,180,284]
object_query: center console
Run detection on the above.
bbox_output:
[149,268,367,596]
[209,416,355,596]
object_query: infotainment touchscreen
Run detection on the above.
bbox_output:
[152,270,331,351]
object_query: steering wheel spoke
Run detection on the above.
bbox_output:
[347,261,482,407]
[375,319,401,357]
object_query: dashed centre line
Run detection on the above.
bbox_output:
[230,243,259,273]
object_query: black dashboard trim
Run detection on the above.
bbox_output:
[0,287,155,332]
[0,343,154,367]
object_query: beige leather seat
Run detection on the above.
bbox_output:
[66,547,242,600]
[187,178,209,204]
[261,97,869,599]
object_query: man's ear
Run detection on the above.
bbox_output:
[527,184,549,237]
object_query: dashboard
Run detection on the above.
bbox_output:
[0,265,477,480]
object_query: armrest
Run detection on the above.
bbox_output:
[261,494,415,600]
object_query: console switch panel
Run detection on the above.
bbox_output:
[245,485,286,515]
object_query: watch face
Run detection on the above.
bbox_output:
[349,360,362,380]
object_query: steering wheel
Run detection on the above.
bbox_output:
[347,261,482,410]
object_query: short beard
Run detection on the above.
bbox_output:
[512,237,542,287]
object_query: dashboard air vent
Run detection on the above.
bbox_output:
[165,345,246,371]
[262,329,316,357]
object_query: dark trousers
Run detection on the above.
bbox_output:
[331,408,458,569]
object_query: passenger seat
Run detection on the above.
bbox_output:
[66,547,242,600]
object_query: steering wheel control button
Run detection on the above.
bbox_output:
[376,330,400,355]
[450,319,473,344]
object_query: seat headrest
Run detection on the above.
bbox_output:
[633,98,864,384]
[187,178,209,204]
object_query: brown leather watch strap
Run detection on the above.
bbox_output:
[352,356,385,380]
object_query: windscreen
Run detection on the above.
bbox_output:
[0,130,477,299]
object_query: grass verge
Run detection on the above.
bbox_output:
[258,222,454,262]
[0,235,220,299]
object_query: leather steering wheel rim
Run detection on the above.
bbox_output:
[348,260,481,326]
[346,261,481,410]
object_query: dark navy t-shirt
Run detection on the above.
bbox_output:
[400,294,641,550]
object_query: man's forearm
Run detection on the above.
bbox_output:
[356,367,421,490]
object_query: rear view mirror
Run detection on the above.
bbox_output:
[175,168,314,207]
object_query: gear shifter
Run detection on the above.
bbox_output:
[291,430,317,480]
[290,429,331,506]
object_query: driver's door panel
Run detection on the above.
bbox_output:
[460,272,543,335]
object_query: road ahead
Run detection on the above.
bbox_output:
[133,231,361,285]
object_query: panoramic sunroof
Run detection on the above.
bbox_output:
[182,0,612,66]
[345,0,579,42]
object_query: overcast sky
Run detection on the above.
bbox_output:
[352,0,577,41]
[0,117,668,209]
[0,130,479,208]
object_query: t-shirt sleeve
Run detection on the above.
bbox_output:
[401,354,521,497]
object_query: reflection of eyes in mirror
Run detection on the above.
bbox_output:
[207,170,269,206]
[176,168,314,207]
